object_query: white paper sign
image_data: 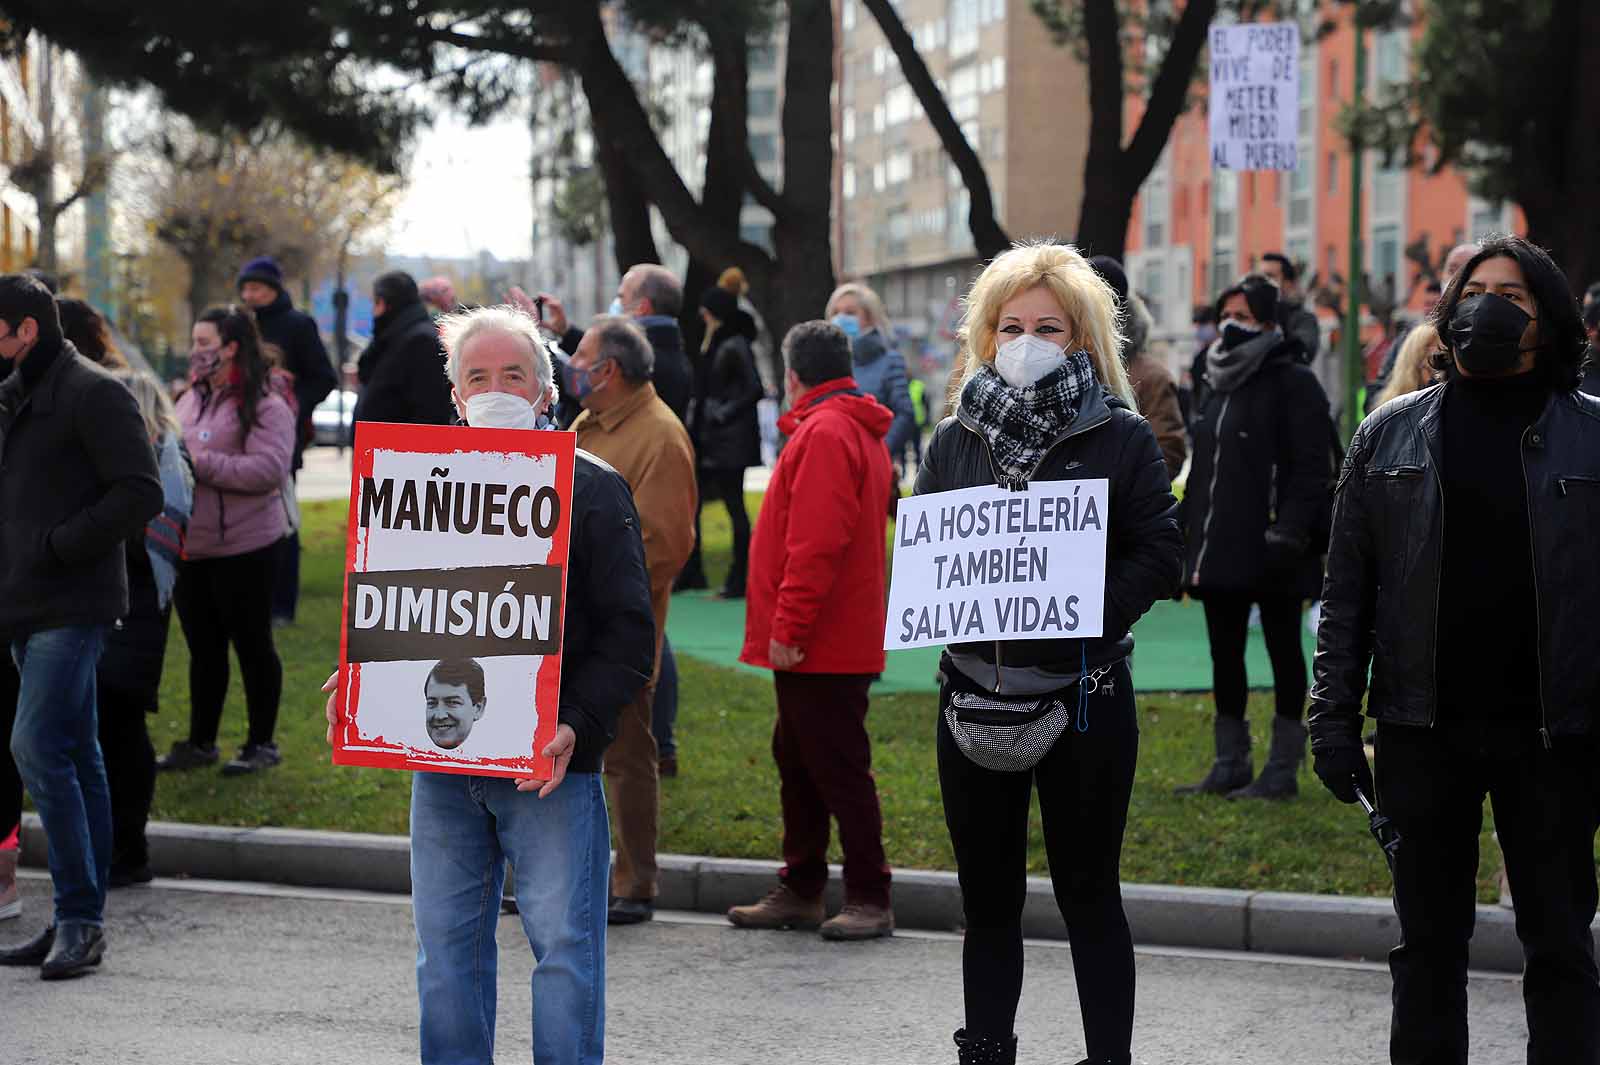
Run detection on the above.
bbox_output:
[1208,23,1299,171]
[884,480,1109,652]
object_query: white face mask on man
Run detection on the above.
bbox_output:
[464,391,542,430]
[993,333,1069,389]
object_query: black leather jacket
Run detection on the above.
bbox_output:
[1309,384,1600,751]
[915,382,1183,690]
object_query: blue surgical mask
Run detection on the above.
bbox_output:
[831,313,861,339]
[608,297,626,317]
[566,359,609,402]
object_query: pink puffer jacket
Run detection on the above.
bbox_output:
[177,384,295,560]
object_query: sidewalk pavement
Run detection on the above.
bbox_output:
[20,814,1567,974]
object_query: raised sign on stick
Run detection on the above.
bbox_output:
[1209,22,1300,171]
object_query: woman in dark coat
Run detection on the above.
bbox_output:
[693,286,764,598]
[1178,274,1335,800]
[100,371,194,884]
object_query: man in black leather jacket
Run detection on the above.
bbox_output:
[1309,236,1600,1063]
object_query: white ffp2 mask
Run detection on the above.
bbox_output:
[465,391,541,430]
[994,334,1068,389]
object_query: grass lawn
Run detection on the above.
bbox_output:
[147,495,1520,903]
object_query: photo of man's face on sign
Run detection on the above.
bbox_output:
[423,658,487,750]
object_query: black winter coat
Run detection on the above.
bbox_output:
[557,448,658,772]
[696,318,763,471]
[1310,385,1600,751]
[255,291,337,464]
[642,318,693,423]
[1183,337,1334,600]
[915,382,1184,687]
[0,340,163,639]
[355,301,455,427]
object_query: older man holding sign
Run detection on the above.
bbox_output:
[324,305,655,1065]
[899,243,1182,1065]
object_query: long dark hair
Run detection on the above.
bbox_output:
[198,305,271,439]
[1429,235,1586,389]
[58,298,126,368]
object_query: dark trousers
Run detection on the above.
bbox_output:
[651,637,678,758]
[938,660,1138,1061]
[270,530,300,622]
[771,671,890,908]
[174,545,283,749]
[1377,720,1600,1065]
[679,467,749,594]
[96,689,156,872]
[0,654,19,843]
[1201,591,1306,720]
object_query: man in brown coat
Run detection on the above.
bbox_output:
[567,316,697,925]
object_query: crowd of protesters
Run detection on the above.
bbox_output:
[3,227,1600,1065]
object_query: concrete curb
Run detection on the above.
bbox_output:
[20,815,1547,972]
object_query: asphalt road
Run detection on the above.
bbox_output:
[3,874,1527,1064]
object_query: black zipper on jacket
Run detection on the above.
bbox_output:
[1521,425,1551,748]
[1558,475,1600,495]
[955,405,1113,693]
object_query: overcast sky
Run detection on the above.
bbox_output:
[385,109,535,262]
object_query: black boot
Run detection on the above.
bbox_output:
[0,924,55,966]
[1174,715,1253,795]
[953,1029,1016,1065]
[40,921,104,980]
[1228,715,1306,800]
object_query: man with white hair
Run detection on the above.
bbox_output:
[324,304,655,1065]
[565,316,696,926]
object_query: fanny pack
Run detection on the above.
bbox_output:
[942,656,1121,772]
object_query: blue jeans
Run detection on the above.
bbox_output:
[10,625,111,926]
[411,770,609,1065]
[651,638,678,758]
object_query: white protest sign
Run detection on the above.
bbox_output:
[1208,22,1299,171]
[884,480,1108,652]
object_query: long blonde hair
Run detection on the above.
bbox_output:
[113,369,182,443]
[825,281,893,336]
[957,240,1135,409]
[1375,323,1441,409]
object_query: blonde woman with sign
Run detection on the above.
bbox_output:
[913,242,1182,1065]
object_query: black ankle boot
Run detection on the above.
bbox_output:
[953,1028,1016,1065]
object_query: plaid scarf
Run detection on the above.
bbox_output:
[958,350,1098,487]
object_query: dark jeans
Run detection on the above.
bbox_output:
[1377,720,1600,1065]
[0,653,19,843]
[938,659,1138,1061]
[701,467,749,595]
[771,671,890,908]
[97,689,156,872]
[1201,591,1306,720]
[651,637,678,759]
[174,545,283,749]
[271,530,300,622]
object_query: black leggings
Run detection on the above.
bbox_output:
[701,467,750,594]
[97,688,156,870]
[1201,592,1306,721]
[174,545,282,748]
[937,660,1139,1061]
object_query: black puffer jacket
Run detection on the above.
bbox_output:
[696,315,763,471]
[1309,385,1600,750]
[355,301,455,426]
[915,382,1183,687]
[1183,334,1334,600]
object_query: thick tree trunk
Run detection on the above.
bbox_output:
[593,119,661,273]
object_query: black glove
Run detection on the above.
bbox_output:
[1313,743,1375,805]
[1264,524,1309,570]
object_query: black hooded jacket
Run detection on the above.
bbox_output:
[355,300,455,427]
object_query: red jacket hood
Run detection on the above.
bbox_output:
[777,376,894,439]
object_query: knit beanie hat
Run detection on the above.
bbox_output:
[1088,255,1130,307]
[699,285,739,324]
[237,256,284,292]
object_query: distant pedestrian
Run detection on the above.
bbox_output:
[354,270,456,427]
[919,243,1181,1065]
[826,282,917,463]
[1260,252,1321,363]
[159,306,295,777]
[1179,275,1334,800]
[567,316,697,925]
[236,256,336,625]
[693,284,762,599]
[728,320,896,942]
[0,274,163,979]
[1089,255,1187,481]
[326,303,655,1065]
[1310,235,1600,1062]
[99,370,193,887]
[417,275,461,316]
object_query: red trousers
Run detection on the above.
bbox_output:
[771,671,891,908]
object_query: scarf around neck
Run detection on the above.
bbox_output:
[958,350,1097,487]
[1206,330,1279,394]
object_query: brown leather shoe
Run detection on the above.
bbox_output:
[727,884,824,930]
[819,902,894,941]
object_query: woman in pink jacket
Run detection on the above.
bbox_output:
[158,306,296,776]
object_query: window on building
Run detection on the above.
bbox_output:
[749,44,777,70]
[873,104,886,132]
[1327,152,1338,196]
[842,0,856,30]
[843,164,856,200]
[749,87,777,119]
[1141,260,1167,329]
[842,107,855,142]
[1289,156,1312,227]
[950,0,980,57]
[1372,222,1400,294]
[873,162,886,191]
[1329,57,1339,99]
[886,150,912,184]
[1373,163,1402,217]
[1212,169,1237,240]
[886,83,913,125]
[749,133,778,164]
[1143,168,1170,249]
[1212,251,1236,297]
[991,56,1006,91]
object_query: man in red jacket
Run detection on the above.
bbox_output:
[728,319,895,941]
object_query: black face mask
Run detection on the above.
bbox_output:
[1448,292,1538,375]
[1218,321,1263,351]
